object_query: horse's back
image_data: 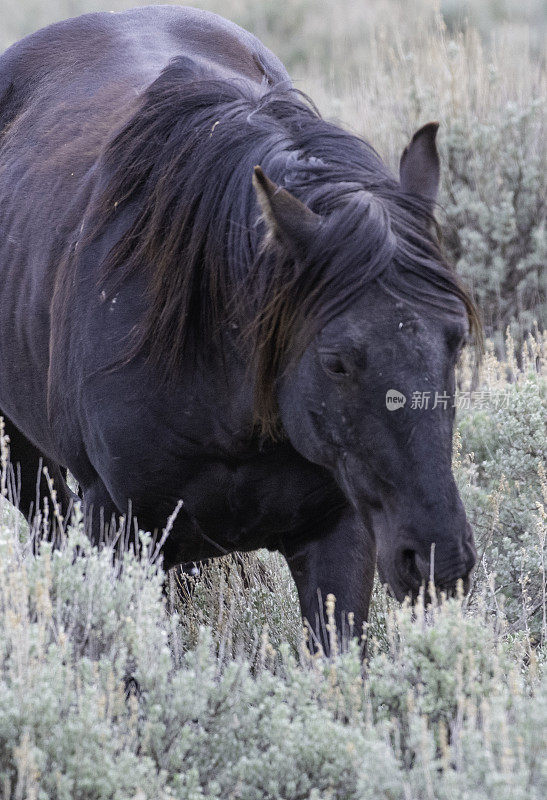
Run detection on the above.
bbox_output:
[0,6,288,455]
[0,5,286,201]
[0,6,288,246]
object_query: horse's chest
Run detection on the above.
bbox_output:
[183,455,337,550]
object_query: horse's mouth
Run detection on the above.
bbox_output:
[377,549,473,604]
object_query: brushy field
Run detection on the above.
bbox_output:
[1,1,546,798]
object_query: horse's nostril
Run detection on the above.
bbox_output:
[395,538,475,601]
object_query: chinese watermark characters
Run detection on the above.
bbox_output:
[386,388,512,411]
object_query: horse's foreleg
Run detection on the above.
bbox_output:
[81,477,121,548]
[0,411,77,529]
[282,506,376,654]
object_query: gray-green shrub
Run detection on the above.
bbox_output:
[454,335,546,639]
[0,517,545,800]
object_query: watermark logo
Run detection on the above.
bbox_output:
[384,388,514,411]
[386,389,407,410]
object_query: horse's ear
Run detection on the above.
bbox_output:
[399,122,440,207]
[252,166,321,259]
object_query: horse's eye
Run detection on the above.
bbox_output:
[319,351,351,380]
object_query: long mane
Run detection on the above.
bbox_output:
[93,56,480,437]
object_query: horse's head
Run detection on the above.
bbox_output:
[277,283,477,601]
[253,123,477,601]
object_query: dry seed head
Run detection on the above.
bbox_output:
[0,416,9,498]
[325,593,336,619]
[325,593,338,657]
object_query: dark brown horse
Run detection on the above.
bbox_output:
[0,6,478,645]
